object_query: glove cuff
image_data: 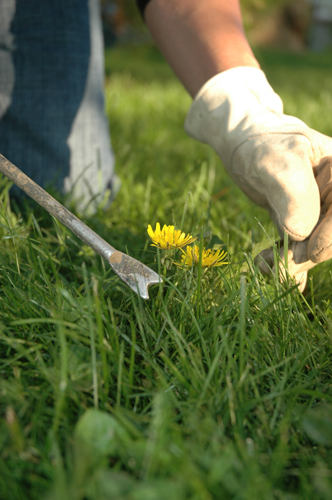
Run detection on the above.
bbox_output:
[191,67,282,109]
[184,67,284,165]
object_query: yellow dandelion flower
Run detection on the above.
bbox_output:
[147,223,196,250]
[179,245,228,268]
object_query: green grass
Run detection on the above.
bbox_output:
[1,43,332,499]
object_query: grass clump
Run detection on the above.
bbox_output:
[0,44,332,499]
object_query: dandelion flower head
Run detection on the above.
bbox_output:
[147,223,196,250]
[180,245,228,268]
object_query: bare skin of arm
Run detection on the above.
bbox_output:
[144,0,260,97]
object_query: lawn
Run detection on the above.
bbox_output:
[1,43,332,499]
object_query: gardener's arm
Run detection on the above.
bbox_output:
[144,0,259,97]
[138,0,332,290]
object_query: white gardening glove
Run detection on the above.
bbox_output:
[256,156,332,292]
[184,67,332,243]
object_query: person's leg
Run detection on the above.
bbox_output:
[0,0,116,211]
[65,0,118,211]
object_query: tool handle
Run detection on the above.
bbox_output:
[0,153,115,260]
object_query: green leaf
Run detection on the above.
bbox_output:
[74,409,130,457]
[240,238,273,273]
[303,404,332,446]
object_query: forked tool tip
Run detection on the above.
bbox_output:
[109,251,162,299]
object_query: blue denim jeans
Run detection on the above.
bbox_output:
[0,0,116,211]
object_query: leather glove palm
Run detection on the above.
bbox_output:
[257,156,332,292]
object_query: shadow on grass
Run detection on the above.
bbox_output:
[255,47,332,71]
[105,42,332,84]
[105,43,176,83]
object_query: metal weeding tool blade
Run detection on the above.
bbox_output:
[0,153,162,299]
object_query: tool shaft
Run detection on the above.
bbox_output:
[0,154,115,261]
[0,153,162,299]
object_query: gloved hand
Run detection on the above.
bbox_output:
[184,67,332,243]
[256,156,332,292]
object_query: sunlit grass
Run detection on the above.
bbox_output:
[1,44,332,499]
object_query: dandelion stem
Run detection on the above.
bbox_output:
[196,228,204,315]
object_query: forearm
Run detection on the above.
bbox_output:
[144,0,260,97]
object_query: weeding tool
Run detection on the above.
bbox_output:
[0,154,162,299]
